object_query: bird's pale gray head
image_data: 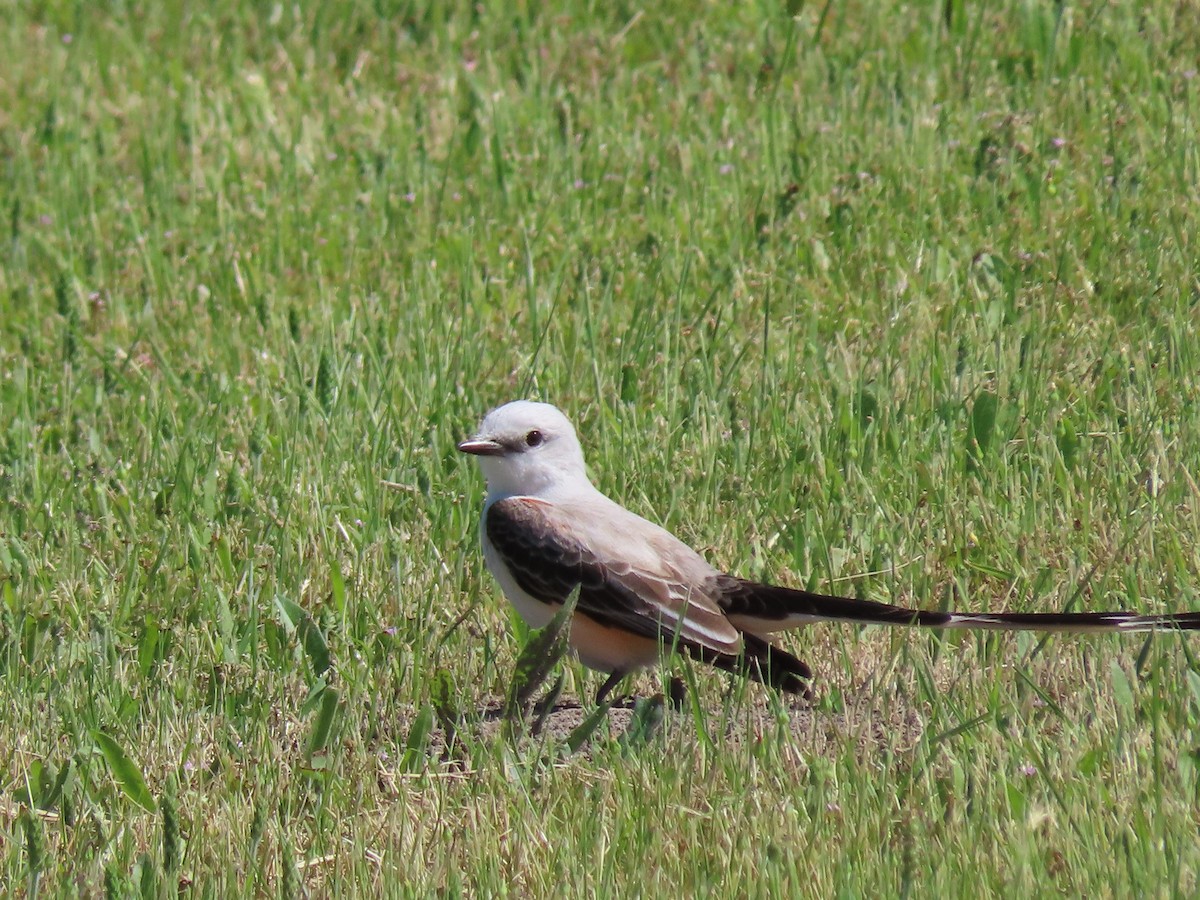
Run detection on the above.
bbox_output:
[458,400,589,498]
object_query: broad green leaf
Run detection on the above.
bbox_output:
[138,620,160,679]
[967,390,999,467]
[400,705,435,773]
[307,687,341,762]
[299,676,329,717]
[92,730,156,812]
[504,585,581,720]
[275,595,331,678]
[15,758,72,810]
[565,701,614,754]
[44,758,71,809]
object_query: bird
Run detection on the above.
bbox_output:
[458,400,1200,703]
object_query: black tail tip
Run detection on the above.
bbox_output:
[749,643,814,700]
[774,667,814,700]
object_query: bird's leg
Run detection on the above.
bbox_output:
[595,670,627,706]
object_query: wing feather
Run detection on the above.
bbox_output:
[485,497,741,654]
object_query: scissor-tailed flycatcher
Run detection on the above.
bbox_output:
[459,400,1200,702]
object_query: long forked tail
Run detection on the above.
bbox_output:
[720,578,1200,635]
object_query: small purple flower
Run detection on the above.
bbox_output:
[573,178,585,190]
[1050,137,1067,149]
[404,192,416,203]
[719,164,734,175]
[1020,764,1037,777]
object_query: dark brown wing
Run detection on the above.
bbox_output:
[485,497,742,654]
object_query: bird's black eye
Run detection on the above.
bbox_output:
[525,430,544,447]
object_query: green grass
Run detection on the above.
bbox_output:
[3,0,1200,894]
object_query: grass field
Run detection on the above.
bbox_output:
[3,0,1200,894]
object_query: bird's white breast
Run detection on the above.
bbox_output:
[480,514,558,629]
